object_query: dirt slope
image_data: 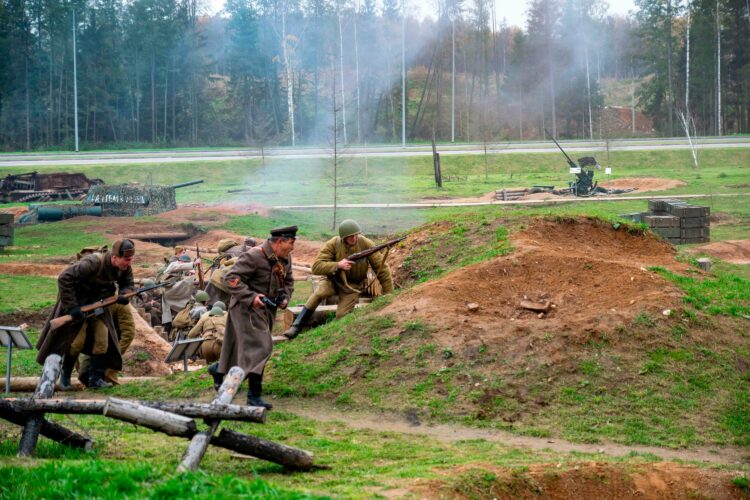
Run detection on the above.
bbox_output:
[382,218,686,350]
[690,239,750,265]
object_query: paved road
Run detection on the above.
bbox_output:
[1,136,748,167]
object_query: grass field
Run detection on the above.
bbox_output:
[1,147,749,497]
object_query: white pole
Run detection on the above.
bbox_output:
[716,0,722,136]
[401,0,406,147]
[73,9,80,152]
[451,17,455,143]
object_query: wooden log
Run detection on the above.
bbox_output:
[7,376,158,392]
[18,354,60,457]
[6,398,266,423]
[103,397,198,437]
[519,300,552,313]
[0,399,93,451]
[282,304,364,331]
[177,366,244,472]
[213,428,314,471]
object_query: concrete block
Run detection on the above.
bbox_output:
[645,215,680,228]
[681,227,710,239]
[653,227,681,238]
[668,205,710,218]
[680,216,709,228]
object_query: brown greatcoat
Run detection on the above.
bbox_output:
[36,252,134,369]
[217,240,293,376]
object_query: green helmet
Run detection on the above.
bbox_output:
[141,278,155,288]
[195,290,210,302]
[213,301,226,311]
[209,306,223,316]
[339,219,361,239]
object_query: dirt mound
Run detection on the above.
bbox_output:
[383,218,685,347]
[418,462,747,499]
[600,177,686,192]
[121,306,172,377]
[690,239,750,265]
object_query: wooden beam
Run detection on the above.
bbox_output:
[0,399,93,451]
[18,354,61,457]
[103,398,198,437]
[5,398,266,423]
[213,428,315,471]
[177,366,244,472]
[7,376,158,392]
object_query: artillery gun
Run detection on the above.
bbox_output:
[546,130,601,197]
[0,171,103,203]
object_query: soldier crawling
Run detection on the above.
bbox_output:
[282,219,394,339]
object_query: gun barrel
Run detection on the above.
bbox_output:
[544,129,577,168]
[171,179,204,189]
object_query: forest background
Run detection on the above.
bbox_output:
[0,0,748,151]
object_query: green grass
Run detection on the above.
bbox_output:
[652,266,750,317]
[0,275,57,313]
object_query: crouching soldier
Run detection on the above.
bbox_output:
[188,305,227,363]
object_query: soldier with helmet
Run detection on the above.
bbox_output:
[188,305,227,364]
[282,219,394,339]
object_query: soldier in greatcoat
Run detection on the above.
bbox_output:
[36,239,136,389]
[208,226,296,408]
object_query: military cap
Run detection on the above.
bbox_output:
[112,239,136,258]
[270,225,298,238]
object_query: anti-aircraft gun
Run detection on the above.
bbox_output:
[545,130,601,197]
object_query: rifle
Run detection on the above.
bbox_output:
[49,281,168,331]
[544,128,578,171]
[345,236,406,262]
[196,245,205,290]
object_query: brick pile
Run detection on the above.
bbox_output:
[0,212,13,252]
[622,199,710,245]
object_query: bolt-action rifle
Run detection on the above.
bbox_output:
[345,236,406,263]
[196,245,205,290]
[49,281,168,331]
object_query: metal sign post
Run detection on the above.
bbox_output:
[164,338,205,372]
[1,326,33,394]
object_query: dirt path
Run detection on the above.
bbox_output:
[276,398,748,466]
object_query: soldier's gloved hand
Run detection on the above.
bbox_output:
[69,306,84,321]
[116,296,130,305]
[278,297,289,309]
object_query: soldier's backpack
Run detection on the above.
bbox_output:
[171,301,194,329]
[208,256,237,293]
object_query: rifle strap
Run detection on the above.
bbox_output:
[363,246,391,291]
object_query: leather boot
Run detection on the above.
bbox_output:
[59,354,77,391]
[282,306,314,339]
[246,373,273,409]
[208,362,224,391]
[87,355,112,389]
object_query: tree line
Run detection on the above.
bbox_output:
[0,0,748,151]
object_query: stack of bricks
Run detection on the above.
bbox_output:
[623,199,710,245]
[0,212,13,252]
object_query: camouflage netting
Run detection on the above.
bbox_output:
[84,184,176,216]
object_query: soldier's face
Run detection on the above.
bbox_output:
[112,254,134,271]
[344,235,358,246]
[274,238,295,259]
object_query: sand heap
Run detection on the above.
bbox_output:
[121,306,173,377]
[382,218,687,350]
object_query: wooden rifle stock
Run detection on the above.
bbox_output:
[196,245,205,290]
[48,282,168,332]
[345,236,406,262]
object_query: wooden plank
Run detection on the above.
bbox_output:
[177,366,244,472]
[18,354,60,457]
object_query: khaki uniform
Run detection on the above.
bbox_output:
[79,303,137,384]
[217,241,294,376]
[36,252,134,369]
[307,235,394,318]
[188,311,227,363]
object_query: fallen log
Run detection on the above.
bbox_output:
[213,428,314,471]
[5,398,266,423]
[7,376,158,393]
[177,366,244,472]
[103,397,198,438]
[18,354,60,457]
[0,399,93,451]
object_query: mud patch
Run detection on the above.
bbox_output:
[416,462,749,499]
[121,306,172,377]
[689,239,750,265]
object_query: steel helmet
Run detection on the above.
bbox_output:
[339,219,361,239]
[213,301,226,311]
[195,290,210,302]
